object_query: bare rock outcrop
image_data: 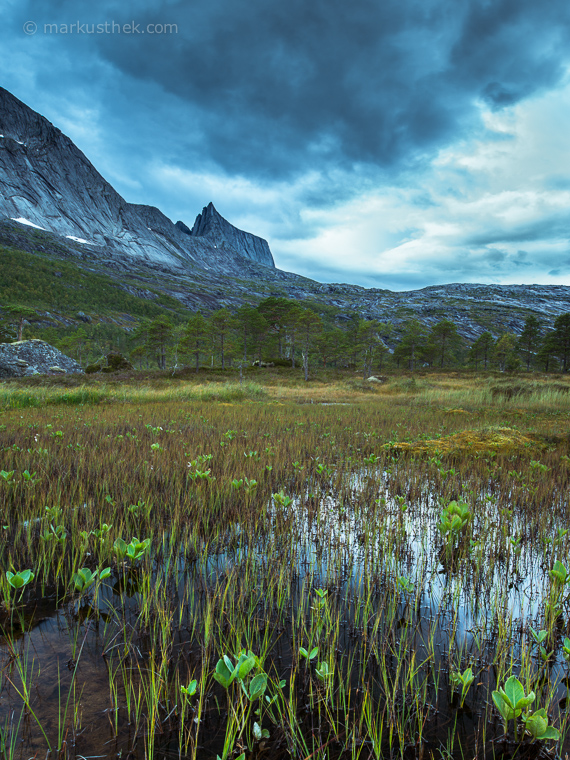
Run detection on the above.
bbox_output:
[0,339,83,378]
[188,202,274,268]
[0,87,275,274]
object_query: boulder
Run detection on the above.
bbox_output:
[0,339,83,378]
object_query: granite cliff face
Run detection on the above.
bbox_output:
[188,202,274,268]
[0,87,275,274]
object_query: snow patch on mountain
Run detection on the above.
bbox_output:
[11,217,47,231]
[66,235,91,244]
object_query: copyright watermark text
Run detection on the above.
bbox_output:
[23,20,178,36]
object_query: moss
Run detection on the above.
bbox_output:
[386,427,546,456]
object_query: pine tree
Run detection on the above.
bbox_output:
[146,316,173,369]
[517,316,542,370]
[429,319,462,368]
[297,309,323,381]
[551,313,570,372]
[180,314,207,371]
[4,304,37,341]
[469,332,495,370]
[394,320,429,371]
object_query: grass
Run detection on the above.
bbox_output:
[0,371,570,758]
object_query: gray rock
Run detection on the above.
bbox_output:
[76,311,91,323]
[0,87,275,275]
[0,340,83,378]
[175,220,192,235]
[190,202,274,268]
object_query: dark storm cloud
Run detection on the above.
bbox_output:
[11,0,569,179]
[465,215,570,248]
[103,0,570,178]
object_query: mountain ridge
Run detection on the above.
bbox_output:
[0,86,275,274]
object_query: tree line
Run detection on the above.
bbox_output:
[3,298,570,376]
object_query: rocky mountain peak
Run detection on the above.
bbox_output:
[190,202,275,268]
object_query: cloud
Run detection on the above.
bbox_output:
[7,0,570,178]
[2,0,570,290]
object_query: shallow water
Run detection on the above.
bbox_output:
[1,477,569,759]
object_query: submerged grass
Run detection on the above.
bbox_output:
[0,373,569,759]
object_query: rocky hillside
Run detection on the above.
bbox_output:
[2,218,570,344]
[0,87,275,275]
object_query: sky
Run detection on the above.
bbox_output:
[2,0,570,291]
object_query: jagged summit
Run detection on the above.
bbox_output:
[188,202,274,268]
[0,87,275,274]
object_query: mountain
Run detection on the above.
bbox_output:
[0,86,274,275]
[188,202,274,267]
[1,85,570,342]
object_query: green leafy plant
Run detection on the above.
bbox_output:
[299,646,318,662]
[213,650,268,756]
[5,569,34,608]
[114,537,151,563]
[40,523,67,544]
[549,559,570,586]
[273,491,293,509]
[21,469,39,483]
[437,500,471,541]
[92,523,112,542]
[180,680,197,698]
[315,661,332,681]
[6,569,34,591]
[450,667,474,708]
[522,708,560,741]
[44,505,62,521]
[253,721,269,740]
[397,575,414,593]
[492,676,535,739]
[213,651,257,690]
[73,567,111,594]
[545,560,570,626]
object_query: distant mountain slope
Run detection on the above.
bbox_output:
[0,87,275,274]
[2,217,570,346]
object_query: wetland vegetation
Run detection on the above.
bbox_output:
[1,371,570,759]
